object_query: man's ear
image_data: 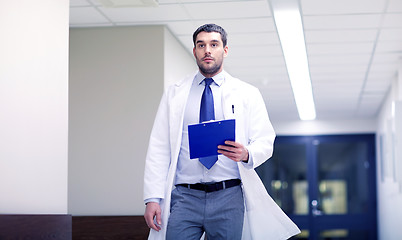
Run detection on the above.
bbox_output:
[223,45,229,58]
[193,47,196,58]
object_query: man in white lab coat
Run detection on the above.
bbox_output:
[143,23,300,240]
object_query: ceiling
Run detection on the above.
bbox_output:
[69,0,402,122]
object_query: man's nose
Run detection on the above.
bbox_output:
[204,45,211,54]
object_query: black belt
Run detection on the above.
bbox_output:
[177,179,241,193]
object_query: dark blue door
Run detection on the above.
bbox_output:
[256,134,377,240]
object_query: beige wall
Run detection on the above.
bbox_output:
[0,0,69,214]
[68,26,195,215]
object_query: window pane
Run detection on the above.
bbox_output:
[290,230,309,240]
[256,143,308,215]
[319,229,370,240]
[317,142,370,215]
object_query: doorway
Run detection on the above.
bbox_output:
[256,134,377,240]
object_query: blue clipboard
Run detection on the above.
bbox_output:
[188,119,235,159]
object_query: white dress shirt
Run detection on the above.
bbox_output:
[174,71,240,185]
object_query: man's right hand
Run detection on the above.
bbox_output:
[144,202,162,232]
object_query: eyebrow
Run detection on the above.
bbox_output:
[196,39,220,44]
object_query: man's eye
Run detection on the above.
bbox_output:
[212,44,217,47]
[198,44,205,48]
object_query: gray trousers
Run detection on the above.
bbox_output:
[166,184,244,240]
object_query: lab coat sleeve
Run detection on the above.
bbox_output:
[143,91,171,201]
[245,87,276,169]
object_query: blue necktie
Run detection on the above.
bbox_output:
[199,78,218,169]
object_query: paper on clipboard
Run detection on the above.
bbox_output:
[188,119,235,159]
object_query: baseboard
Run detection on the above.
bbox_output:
[72,216,149,240]
[0,215,148,240]
[0,214,72,240]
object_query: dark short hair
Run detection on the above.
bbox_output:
[192,23,227,47]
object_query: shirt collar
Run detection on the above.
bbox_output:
[196,70,225,87]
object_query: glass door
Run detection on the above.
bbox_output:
[256,134,377,240]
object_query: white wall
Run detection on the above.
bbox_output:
[0,0,69,214]
[164,28,197,89]
[376,64,402,240]
[68,26,195,215]
[273,118,377,136]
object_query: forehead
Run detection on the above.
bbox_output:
[195,31,223,43]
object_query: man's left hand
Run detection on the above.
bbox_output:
[218,141,249,163]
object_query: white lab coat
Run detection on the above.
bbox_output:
[144,71,300,239]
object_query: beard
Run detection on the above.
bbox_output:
[196,55,223,76]
[198,62,222,75]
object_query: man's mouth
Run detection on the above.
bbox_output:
[203,57,214,62]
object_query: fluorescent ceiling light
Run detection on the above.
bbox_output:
[97,0,158,8]
[269,0,316,120]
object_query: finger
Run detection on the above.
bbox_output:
[221,148,240,156]
[146,217,161,231]
[219,145,248,162]
[220,145,243,155]
[224,140,238,147]
[145,215,156,230]
[153,222,162,231]
[219,149,241,161]
[217,144,235,152]
[144,204,162,232]
[156,209,162,226]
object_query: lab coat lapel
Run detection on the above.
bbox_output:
[221,73,239,119]
[221,73,246,145]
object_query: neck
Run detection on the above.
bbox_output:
[200,68,223,78]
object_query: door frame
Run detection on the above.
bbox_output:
[274,134,377,240]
